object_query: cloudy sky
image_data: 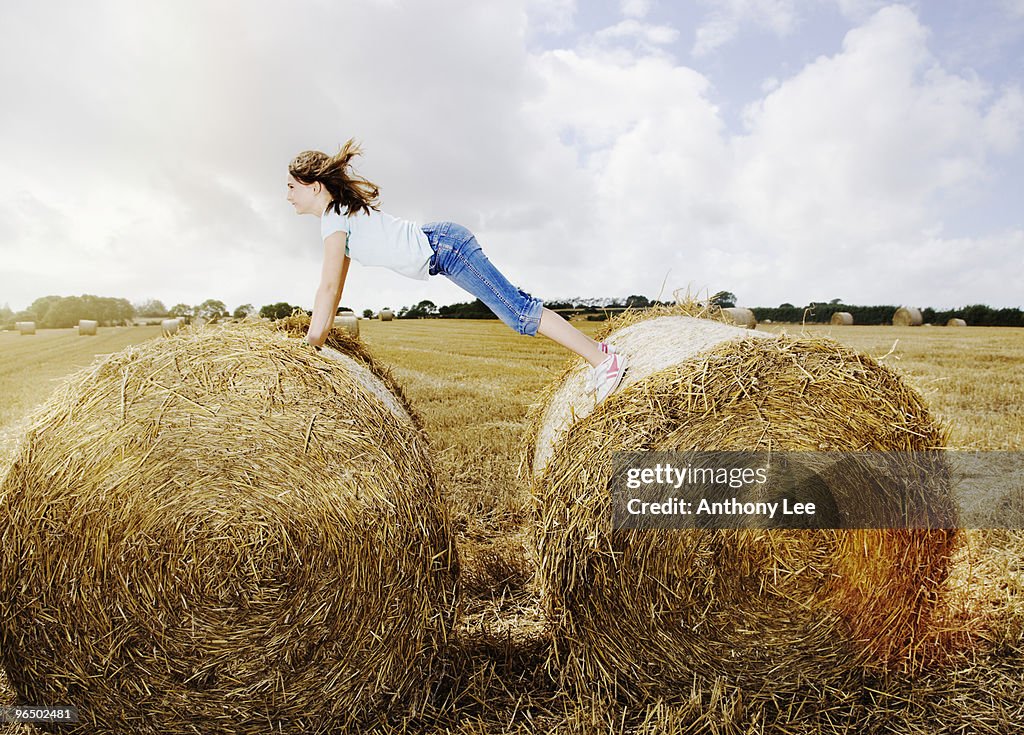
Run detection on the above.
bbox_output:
[1,0,1022,316]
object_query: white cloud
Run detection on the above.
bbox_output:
[621,0,653,19]
[832,0,893,21]
[526,0,576,33]
[982,86,1024,153]
[595,19,680,47]
[726,5,1024,304]
[0,0,562,313]
[1001,0,1024,18]
[692,0,800,57]
[529,4,1023,307]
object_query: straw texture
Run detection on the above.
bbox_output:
[0,318,459,734]
[522,305,958,704]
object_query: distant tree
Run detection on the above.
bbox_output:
[104,297,134,325]
[196,299,228,321]
[135,299,168,317]
[44,296,86,328]
[362,308,373,319]
[437,299,495,319]
[401,300,437,319]
[232,303,256,319]
[829,298,843,305]
[259,302,297,320]
[169,303,194,318]
[27,295,62,326]
[710,291,737,308]
[0,302,12,328]
[779,303,794,309]
[625,294,650,309]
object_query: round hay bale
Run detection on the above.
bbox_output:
[893,306,923,326]
[333,312,360,337]
[0,321,458,734]
[15,321,35,335]
[946,318,967,327]
[379,309,394,321]
[161,318,181,336]
[831,311,854,326]
[523,308,958,703]
[720,306,757,329]
[78,319,98,335]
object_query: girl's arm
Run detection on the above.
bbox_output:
[306,232,351,347]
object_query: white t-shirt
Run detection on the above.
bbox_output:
[320,205,433,281]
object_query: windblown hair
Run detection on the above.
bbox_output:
[288,138,380,216]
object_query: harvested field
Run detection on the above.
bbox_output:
[1,316,1022,734]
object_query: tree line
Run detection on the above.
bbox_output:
[752,301,1024,327]
[4,292,1023,329]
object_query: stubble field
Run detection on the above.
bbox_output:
[0,318,1022,733]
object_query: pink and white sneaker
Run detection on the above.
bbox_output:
[587,352,628,405]
[598,341,617,355]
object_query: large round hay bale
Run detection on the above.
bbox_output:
[0,321,458,734]
[15,321,35,335]
[333,311,359,337]
[946,318,967,327]
[379,309,394,321]
[523,308,958,704]
[78,319,98,335]
[161,318,181,336]
[831,311,854,325]
[893,306,923,326]
[720,306,756,329]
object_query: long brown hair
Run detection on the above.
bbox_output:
[288,138,380,216]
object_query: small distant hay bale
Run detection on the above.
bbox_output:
[946,318,967,327]
[15,321,35,335]
[719,306,757,329]
[831,311,854,326]
[334,311,360,337]
[161,318,181,336]
[379,309,395,321]
[522,304,958,704]
[893,306,923,326]
[78,319,98,335]
[0,320,458,734]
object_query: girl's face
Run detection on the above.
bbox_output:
[286,173,320,215]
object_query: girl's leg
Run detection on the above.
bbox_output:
[537,308,606,367]
[427,223,607,367]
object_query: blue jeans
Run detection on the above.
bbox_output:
[421,222,544,336]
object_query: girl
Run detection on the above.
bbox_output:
[286,139,628,404]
